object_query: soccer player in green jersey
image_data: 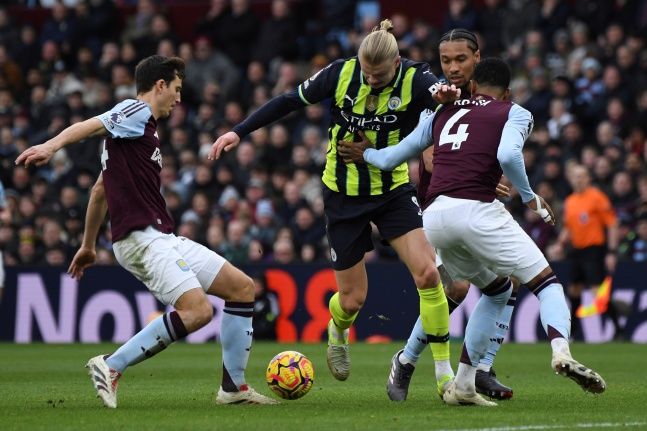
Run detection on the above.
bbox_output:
[210,19,453,392]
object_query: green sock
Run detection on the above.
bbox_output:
[418,283,450,361]
[328,292,358,330]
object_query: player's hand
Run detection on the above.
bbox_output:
[526,194,556,226]
[431,83,462,104]
[337,130,373,164]
[15,142,56,167]
[495,182,510,198]
[208,131,240,160]
[68,246,97,280]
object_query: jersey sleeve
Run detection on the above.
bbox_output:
[496,103,535,203]
[297,60,344,105]
[363,110,435,170]
[95,99,152,139]
[411,63,440,110]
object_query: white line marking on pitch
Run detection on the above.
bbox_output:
[437,422,646,431]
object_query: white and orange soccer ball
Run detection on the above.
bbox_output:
[265,351,315,400]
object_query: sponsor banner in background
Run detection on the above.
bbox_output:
[1,263,646,343]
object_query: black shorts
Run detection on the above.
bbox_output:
[569,245,606,285]
[323,183,423,270]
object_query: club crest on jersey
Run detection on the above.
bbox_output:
[366,95,379,112]
[388,96,402,110]
[176,259,189,272]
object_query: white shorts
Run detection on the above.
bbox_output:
[423,196,548,288]
[113,226,226,305]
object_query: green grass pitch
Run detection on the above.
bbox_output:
[0,342,644,431]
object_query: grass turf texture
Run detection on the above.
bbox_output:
[0,342,643,431]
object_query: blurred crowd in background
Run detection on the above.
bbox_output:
[0,0,646,271]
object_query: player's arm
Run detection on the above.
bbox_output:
[344,110,434,171]
[15,118,107,167]
[209,60,343,160]
[497,105,555,225]
[68,174,107,280]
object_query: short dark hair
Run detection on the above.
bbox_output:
[473,57,511,89]
[439,28,479,52]
[134,55,185,94]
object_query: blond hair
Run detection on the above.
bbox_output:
[358,19,399,65]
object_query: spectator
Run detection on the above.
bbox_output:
[221,219,250,266]
[252,0,299,66]
[184,37,239,107]
[619,212,647,262]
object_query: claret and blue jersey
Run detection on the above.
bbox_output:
[95,99,174,242]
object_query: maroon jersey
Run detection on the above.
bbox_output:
[421,95,515,207]
[96,99,174,242]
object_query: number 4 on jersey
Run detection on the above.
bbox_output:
[439,108,470,150]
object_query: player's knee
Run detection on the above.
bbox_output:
[414,264,440,290]
[229,274,255,302]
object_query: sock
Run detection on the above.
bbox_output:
[455,344,477,393]
[402,317,426,365]
[463,279,512,368]
[401,295,462,365]
[480,290,516,368]
[534,280,571,341]
[106,311,187,373]
[418,283,450,361]
[477,363,491,372]
[550,337,571,357]
[435,360,454,381]
[220,301,254,392]
[329,292,358,331]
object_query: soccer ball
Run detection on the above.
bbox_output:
[265,351,315,400]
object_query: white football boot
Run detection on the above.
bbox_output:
[551,353,606,394]
[442,381,497,407]
[86,355,121,408]
[216,385,280,405]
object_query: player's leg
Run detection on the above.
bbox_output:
[492,216,606,394]
[380,189,451,388]
[437,248,502,407]
[522,265,606,394]
[87,230,211,408]
[327,260,368,380]
[390,262,465,401]
[427,197,516,406]
[171,234,277,405]
[204,261,278,404]
[476,278,517,400]
[322,187,374,381]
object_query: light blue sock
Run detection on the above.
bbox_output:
[220,302,254,391]
[106,311,187,372]
[537,283,571,339]
[464,279,512,367]
[402,317,427,364]
[480,291,516,368]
